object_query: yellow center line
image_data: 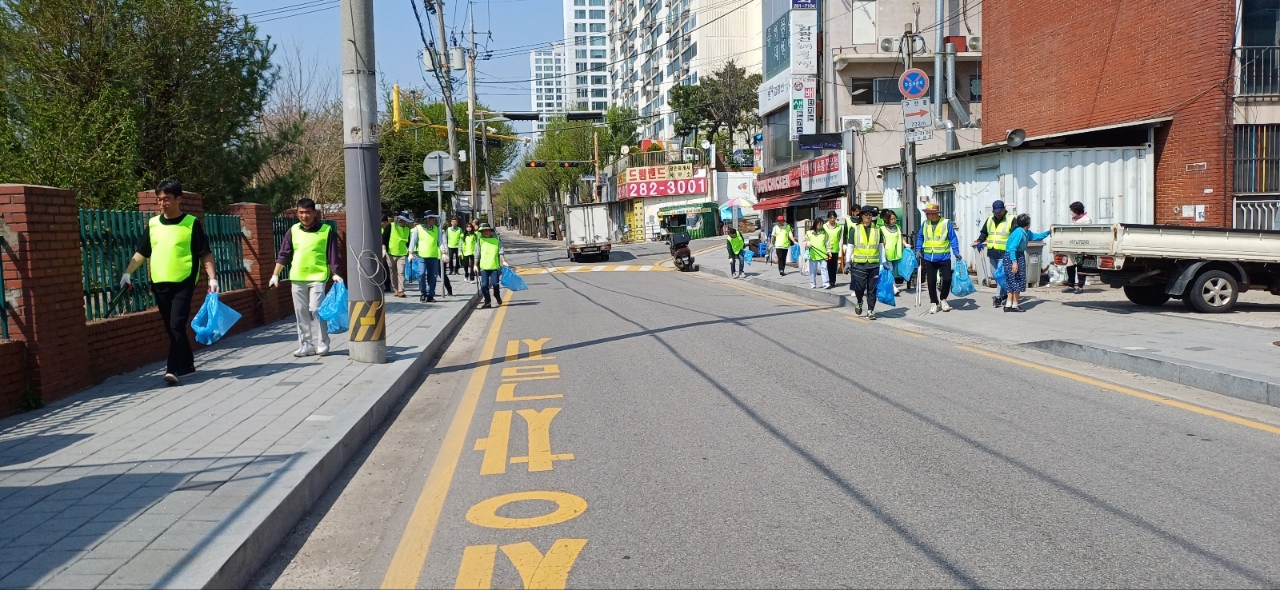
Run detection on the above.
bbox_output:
[956,345,1280,436]
[381,293,515,589]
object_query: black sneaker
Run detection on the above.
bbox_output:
[992,296,1002,308]
[496,294,503,305]
[481,302,492,309]
[427,297,436,303]
[419,295,426,302]
[867,311,877,320]
[1005,306,1025,313]
[854,303,863,316]
[1074,288,1084,294]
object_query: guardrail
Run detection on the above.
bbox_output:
[205,214,248,292]
[80,209,155,320]
[1237,46,1280,98]
[1234,198,1280,231]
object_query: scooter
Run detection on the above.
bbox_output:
[669,233,695,272]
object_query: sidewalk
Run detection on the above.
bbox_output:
[0,283,477,589]
[700,260,1280,408]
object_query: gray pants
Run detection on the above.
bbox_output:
[292,281,330,349]
[389,255,406,293]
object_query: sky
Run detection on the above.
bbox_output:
[229,0,565,135]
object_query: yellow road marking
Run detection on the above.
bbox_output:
[956,345,1280,436]
[472,410,514,475]
[465,490,588,529]
[380,293,514,589]
[896,329,925,338]
[456,540,588,590]
[496,382,564,402]
[455,545,498,589]
[510,408,575,472]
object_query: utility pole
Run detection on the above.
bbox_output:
[592,131,600,203]
[433,0,460,218]
[902,24,918,242]
[339,0,385,363]
[467,9,481,221]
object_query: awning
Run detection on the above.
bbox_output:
[752,194,800,211]
[789,188,843,208]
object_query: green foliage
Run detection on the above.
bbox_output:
[666,60,762,149]
[0,0,305,211]
[378,94,518,217]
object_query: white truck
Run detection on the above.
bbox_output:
[564,202,613,263]
[1049,224,1280,313]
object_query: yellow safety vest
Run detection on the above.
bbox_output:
[852,224,881,264]
[478,235,502,270]
[806,231,828,260]
[288,223,332,282]
[388,224,410,256]
[772,224,792,248]
[462,233,478,256]
[148,214,195,283]
[415,226,441,258]
[985,216,1012,252]
[446,226,463,248]
[727,232,744,255]
[882,226,904,262]
[923,219,952,255]
[823,223,843,251]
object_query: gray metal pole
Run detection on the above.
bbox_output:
[435,0,460,205]
[934,0,945,132]
[340,0,386,363]
[467,15,482,221]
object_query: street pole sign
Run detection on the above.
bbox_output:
[898,68,930,99]
[423,180,456,192]
[424,150,455,179]
[903,97,934,143]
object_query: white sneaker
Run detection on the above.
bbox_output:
[163,373,178,385]
[316,343,329,356]
[294,345,315,357]
[929,303,940,314]
[940,300,952,312]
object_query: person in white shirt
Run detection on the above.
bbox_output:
[1064,201,1093,294]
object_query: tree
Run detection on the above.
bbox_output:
[600,106,640,167]
[666,61,762,150]
[0,0,307,211]
[669,84,709,143]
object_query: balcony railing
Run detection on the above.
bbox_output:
[1237,46,1280,98]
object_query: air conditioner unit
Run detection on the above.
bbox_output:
[840,115,873,133]
[879,37,901,54]
[967,36,982,52]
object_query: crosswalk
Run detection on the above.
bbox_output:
[516,264,673,275]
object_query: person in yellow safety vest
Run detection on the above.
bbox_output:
[878,209,907,294]
[805,220,830,289]
[725,223,747,279]
[847,206,887,319]
[120,179,218,386]
[446,217,463,276]
[474,222,509,309]
[384,211,413,298]
[460,221,479,284]
[822,211,843,289]
[972,199,1012,308]
[268,198,343,358]
[409,210,447,303]
[914,202,963,314]
[841,201,863,270]
[769,214,795,276]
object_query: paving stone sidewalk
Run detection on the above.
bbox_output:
[0,284,477,589]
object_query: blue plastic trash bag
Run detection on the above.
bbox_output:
[191,293,241,346]
[757,243,769,257]
[405,258,421,282]
[951,258,977,297]
[317,282,349,334]
[789,244,801,262]
[743,249,754,265]
[500,266,528,291]
[992,259,1008,291]
[876,267,896,306]
[896,248,918,280]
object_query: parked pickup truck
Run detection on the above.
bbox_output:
[564,202,613,263]
[1049,224,1280,313]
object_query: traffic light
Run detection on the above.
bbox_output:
[558,161,579,168]
[526,161,547,168]
[566,111,604,121]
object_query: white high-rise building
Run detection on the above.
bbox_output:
[611,0,761,141]
[528,44,567,133]
[565,0,612,112]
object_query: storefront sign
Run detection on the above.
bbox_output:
[818,199,842,212]
[622,176,708,198]
[790,9,818,75]
[759,72,792,114]
[791,0,816,8]
[798,133,844,150]
[800,153,847,192]
[754,166,802,194]
[622,163,693,184]
[764,12,790,81]
[790,76,817,140]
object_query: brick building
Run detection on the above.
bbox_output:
[983,0,1239,227]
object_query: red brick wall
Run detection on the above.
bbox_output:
[983,0,1235,225]
[0,341,28,416]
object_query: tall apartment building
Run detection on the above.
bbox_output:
[565,0,613,112]
[611,0,762,141]
[528,45,567,133]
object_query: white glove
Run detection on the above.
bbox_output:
[333,274,344,283]
[268,275,279,288]
[208,278,219,293]
[119,272,132,290]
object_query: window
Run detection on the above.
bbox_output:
[574,0,585,4]
[969,75,982,102]
[575,36,586,46]
[592,88,606,97]
[576,50,587,59]
[577,101,589,109]
[591,75,607,85]
[1236,125,1280,194]
[593,101,608,110]
[590,49,606,59]
[590,36,606,46]
[574,23,586,32]
[577,89,589,98]
[849,78,904,104]
[589,0,604,5]
[591,62,606,71]
[577,75,589,85]
[575,9,586,18]
[933,186,957,221]
[590,23,605,32]
[589,9,605,18]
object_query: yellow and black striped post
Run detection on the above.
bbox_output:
[349,299,386,344]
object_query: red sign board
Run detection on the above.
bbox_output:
[622,177,708,199]
[754,167,802,195]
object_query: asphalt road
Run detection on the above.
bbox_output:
[254,234,1280,589]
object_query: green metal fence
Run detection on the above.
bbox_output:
[80,210,248,321]
[80,209,156,320]
[204,214,248,292]
[273,216,299,278]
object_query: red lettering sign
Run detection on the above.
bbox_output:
[623,177,709,198]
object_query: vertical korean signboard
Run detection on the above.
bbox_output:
[790,77,817,140]
[789,6,817,75]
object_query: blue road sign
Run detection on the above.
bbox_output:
[899,68,930,99]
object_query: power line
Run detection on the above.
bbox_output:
[247,1,340,23]
[245,0,335,17]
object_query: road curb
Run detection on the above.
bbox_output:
[1023,339,1280,409]
[165,292,480,590]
